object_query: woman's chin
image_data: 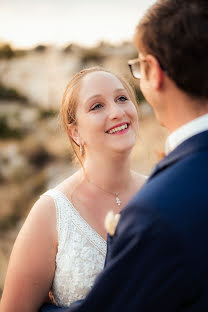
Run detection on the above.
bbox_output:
[110,141,136,155]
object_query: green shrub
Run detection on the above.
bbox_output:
[0,43,27,59]
[28,145,53,169]
[80,48,105,64]
[0,214,20,232]
[63,44,73,53]
[34,44,48,52]
[0,172,47,232]
[0,83,27,102]
[0,44,15,59]
[0,116,24,139]
[38,108,58,120]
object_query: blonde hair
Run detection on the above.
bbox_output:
[61,66,139,166]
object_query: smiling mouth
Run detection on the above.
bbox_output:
[106,123,129,134]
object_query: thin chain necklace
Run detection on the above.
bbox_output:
[86,178,122,207]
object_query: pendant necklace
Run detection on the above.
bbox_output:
[115,194,121,206]
[87,178,122,207]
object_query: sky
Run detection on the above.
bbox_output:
[0,0,156,48]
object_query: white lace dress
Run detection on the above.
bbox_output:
[42,189,107,307]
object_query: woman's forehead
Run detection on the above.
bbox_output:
[80,71,125,97]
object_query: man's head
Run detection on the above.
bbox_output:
[134,0,208,100]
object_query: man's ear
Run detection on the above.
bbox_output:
[67,123,80,145]
[146,54,164,90]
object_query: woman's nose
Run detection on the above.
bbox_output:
[109,103,125,120]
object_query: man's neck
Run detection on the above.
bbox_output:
[168,110,208,133]
[163,87,208,133]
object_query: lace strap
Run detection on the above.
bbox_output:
[53,190,107,256]
[42,189,107,256]
[41,189,71,256]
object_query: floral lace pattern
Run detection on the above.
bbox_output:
[42,189,107,307]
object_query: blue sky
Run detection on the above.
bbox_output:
[0,0,156,48]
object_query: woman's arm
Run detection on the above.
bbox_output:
[0,195,57,312]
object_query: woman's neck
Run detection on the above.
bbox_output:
[83,152,132,194]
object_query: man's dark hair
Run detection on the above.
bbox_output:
[135,0,208,99]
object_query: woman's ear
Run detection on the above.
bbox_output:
[67,123,80,145]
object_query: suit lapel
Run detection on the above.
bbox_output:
[149,130,208,180]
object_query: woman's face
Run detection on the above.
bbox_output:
[71,71,139,157]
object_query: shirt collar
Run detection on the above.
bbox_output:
[165,113,208,154]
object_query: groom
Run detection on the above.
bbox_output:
[41,0,208,311]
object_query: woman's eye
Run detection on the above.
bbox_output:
[117,96,128,102]
[90,103,103,111]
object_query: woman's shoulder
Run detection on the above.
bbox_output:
[32,170,81,228]
[29,192,57,231]
[15,189,58,259]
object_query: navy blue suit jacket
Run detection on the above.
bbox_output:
[41,130,208,312]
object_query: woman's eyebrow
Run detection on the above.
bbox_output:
[85,94,102,106]
[87,94,102,102]
[86,88,127,104]
[114,88,126,93]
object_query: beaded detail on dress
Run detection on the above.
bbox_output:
[42,189,107,307]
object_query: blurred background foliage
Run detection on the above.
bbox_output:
[0,43,26,59]
[0,83,27,102]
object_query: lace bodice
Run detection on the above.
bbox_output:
[42,189,107,307]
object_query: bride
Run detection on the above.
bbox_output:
[0,67,147,311]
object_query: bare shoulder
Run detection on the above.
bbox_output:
[30,193,56,221]
[28,169,82,232]
[22,193,57,244]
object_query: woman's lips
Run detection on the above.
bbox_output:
[108,127,129,135]
[106,123,129,134]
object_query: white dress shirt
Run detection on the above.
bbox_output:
[165,113,208,154]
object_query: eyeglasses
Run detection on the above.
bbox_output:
[128,58,147,79]
[128,57,169,80]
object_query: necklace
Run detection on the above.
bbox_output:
[86,178,122,207]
